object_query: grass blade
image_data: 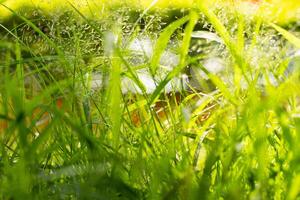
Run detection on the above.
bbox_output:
[149,11,198,104]
[150,15,189,74]
[270,22,300,48]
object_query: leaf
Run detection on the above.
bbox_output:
[149,11,198,105]
[150,15,189,75]
[109,52,122,148]
[198,63,237,105]
[270,22,300,48]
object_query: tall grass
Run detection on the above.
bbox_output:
[0,1,300,199]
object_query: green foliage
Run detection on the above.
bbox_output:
[0,2,300,200]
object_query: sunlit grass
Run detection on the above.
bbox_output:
[0,0,300,199]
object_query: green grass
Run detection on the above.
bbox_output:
[0,2,300,200]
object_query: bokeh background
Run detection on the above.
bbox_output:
[1,0,300,24]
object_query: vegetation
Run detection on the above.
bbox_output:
[0,0,300,199]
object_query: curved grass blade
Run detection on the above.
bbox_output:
[198,63,238,105]
[150,15,190,75]
[270,23,300,49]
[196,2,250,83]
[149,11,198,104]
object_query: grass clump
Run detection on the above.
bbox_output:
[0,1,300,199]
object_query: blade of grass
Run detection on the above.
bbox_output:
[196,2,250,83]
[109,49,122,149]
[149,11,198,104]
[270,23,300,48]
[150,15,190,74]
[14,31,25,103]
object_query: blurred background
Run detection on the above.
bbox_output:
[1,0,300,24]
